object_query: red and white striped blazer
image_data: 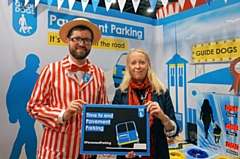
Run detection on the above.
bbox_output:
[27,55,109,159]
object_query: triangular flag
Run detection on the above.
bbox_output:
[118,0,126,13]
[161,0,168,7]
[104,0,112,12]
[47,0,53,8]
[68,0,75,11]
[178,0,185,9]
[92,0,100,12]
[190,0,196,8]
[132,0,140,13]
[35,0,40,7]
[206,0,211,6]
[24,0,29,6]
[81,0,89,12]
[149,0,157,11]
[57,0,64,10]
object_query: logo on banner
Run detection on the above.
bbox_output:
[138,108,145,118]
[175,112,183,133]
[12,1,37,36]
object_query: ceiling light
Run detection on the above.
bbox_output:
[147,8,153,12]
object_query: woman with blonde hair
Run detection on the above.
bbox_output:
[112,48,179,159]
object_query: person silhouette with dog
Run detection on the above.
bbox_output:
[200,99,214,139]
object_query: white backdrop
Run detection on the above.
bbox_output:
[1,0,239,158]
[0,1,162,159]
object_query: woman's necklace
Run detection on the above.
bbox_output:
[136,88,150,104]
[140,93,145,101]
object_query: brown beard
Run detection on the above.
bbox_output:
[69,46,91,60]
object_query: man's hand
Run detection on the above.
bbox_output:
[63,99,86,121]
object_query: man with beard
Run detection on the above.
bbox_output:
[27,18,109,159]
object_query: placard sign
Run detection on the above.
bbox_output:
[80,104,150,156]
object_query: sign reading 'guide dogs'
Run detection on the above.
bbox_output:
[80,104,150,156]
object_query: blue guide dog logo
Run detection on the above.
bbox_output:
[138,108,145,118]
[12,0,37,36]
[83,73,91,83]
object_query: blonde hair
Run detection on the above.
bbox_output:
[119,48,166,95]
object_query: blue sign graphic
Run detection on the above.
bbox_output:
[12,1,37,36]
[48,11,144,40]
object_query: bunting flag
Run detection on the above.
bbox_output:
[149,0,157,11]
[68,0,75,10]
[47,0,53,8]
[57,0,64,10]
[206,0,211,6]
[81,0,89,12]
[161,0,169,7]
[24,0,29,6]
[178,0,185,9]
[8,0,228,16]
[92,0,100,12]
[118,0,126,12]
[104,0,112,12]
[132,0,140,13]
[190,0,197,7]
[35,0,40,7]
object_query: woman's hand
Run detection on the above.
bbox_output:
[144,101,164,120]
[144,101,170,126]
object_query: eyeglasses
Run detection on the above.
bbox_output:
[70,37,92,45]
